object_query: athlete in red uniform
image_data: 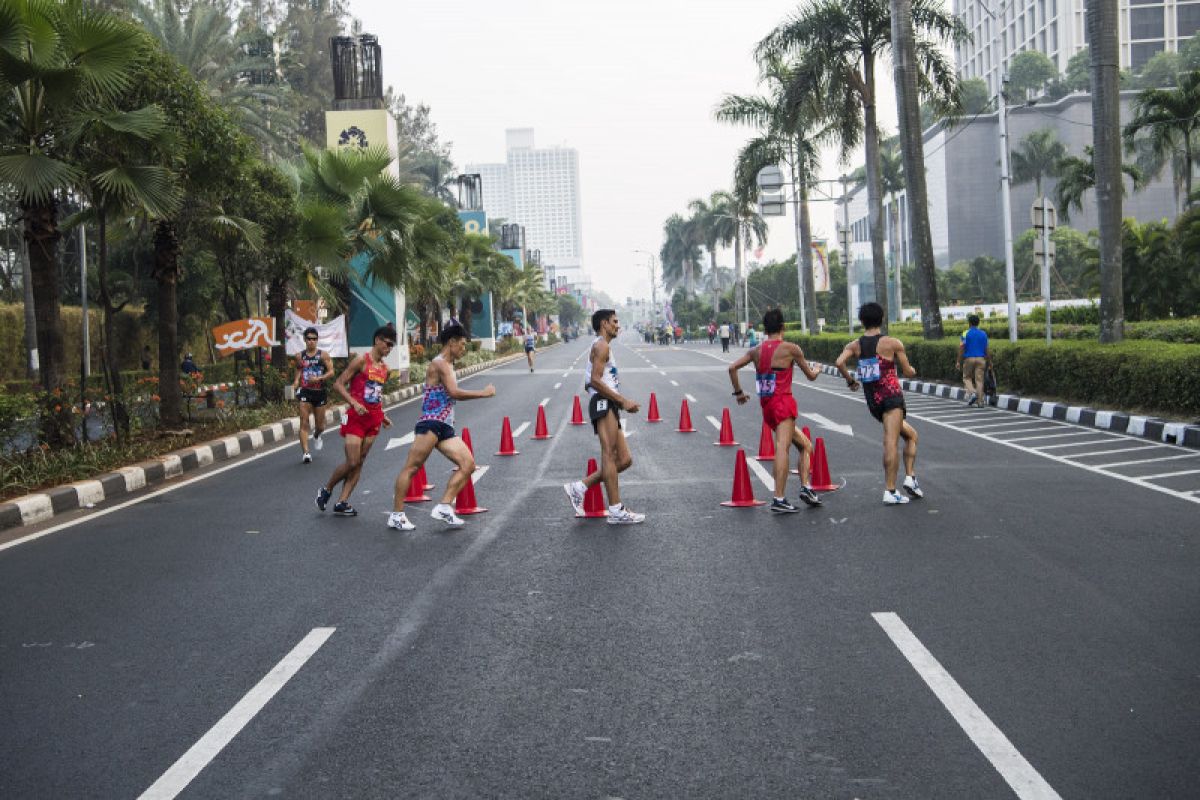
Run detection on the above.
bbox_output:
[727,308,822,512]
[316,326,395,517]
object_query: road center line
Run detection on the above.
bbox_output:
[670,380,679,387]
[686,393,698,403]
[872,613,1061,800]
[554,382,562,390]
[139,627,336,800]
[511,422,530,439]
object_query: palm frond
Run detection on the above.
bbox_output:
[0,152,81,202]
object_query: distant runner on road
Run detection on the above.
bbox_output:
[316,326,395,517]
[524,329,537,372]
[835,302,923,505]
[563,309,645,525]
[292,326,334,464]
[727,308,822,512]
[388,324,496,531]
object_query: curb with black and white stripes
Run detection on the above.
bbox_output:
[811,363,1200,449]
[0,350,544,532]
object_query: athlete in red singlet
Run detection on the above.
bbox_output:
[727,308,822,512]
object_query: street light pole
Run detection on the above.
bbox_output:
[840,174,855,333]
[982,0,1019,341]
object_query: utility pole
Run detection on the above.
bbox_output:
[79,224,89,379]
[839,174,855,334]
[981,0,1019,341]
[1090,0,1124,343]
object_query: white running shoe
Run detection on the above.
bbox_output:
[902,475,924,499]
[606,506,646,525]
[314,432,323,451]
[302,452,312,464]
[563,481,586,516]
[883,490,910,505]
[387,512,415,531]
[431,504,465,527]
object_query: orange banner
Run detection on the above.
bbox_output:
[292,301,317,322]
[212,317,276,357]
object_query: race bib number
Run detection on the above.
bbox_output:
[856,357,882,384]
[755,372,777,398]
[363,380,383,405]
[595,399,608,412]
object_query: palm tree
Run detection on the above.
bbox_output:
[0,0,151,401]
[1011,128,1068,198]
[659,213,700,294]
[1123,71,1200,208]
[1055,146,1145,223]
[705,188,765,327]
[687,194,725,316]
[759,0,965,329]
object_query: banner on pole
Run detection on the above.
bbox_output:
[284,310,349,356]
[212,317,276,357]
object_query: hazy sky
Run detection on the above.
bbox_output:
[351,0,903,302]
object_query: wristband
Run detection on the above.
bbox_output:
[732,389,745,396]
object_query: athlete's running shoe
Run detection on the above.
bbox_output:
[387,512,415,531]
[606,506,645,525]
[431,504,465,527]
[797,486,823,507]
[302,452,312,464]
[563,481,586,516]
[882,490,910,505]
[315,486,331,511]
[314,432,323,451]
[332,501,357,516]
[902,475,924,499]
[770,498,801,513]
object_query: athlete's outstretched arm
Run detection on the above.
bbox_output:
[892,340,917,378]
[333,355,366,411]
[835,342,860,390]
[441,358,495,401]
[727,348,758,405]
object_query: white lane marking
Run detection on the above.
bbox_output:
[670,380,679,387]
[1139,468,1200,481]
[706,415,722,430]
[511,422,531,439]
[923,411,995,421]
[746,457,776,493]
[969,421,1063,432]
[873,613,1062,800]
[472,465,489,482]
[1067,445,1161,459]
[1033,439,1121,451]
[1003,431,1103,443]
[686,394,698,403]
[539,397,550,407]
[561,371,570,378]
[386,431,416,450]
[139,627,336,800]
[659,370,667,376]
[554,382,562,390]
[1094,452,1200,469]
[799,412,854,437]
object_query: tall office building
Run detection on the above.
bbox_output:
[466,129,586,288]
[956,0,1200,96]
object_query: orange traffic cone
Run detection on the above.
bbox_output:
[677,399,697,432]
[756,422,776,461]
[495,416,519,456]
[404,465,431,502]
[578,458,607,518]
[714,407,738,446]
[721,449,765,507]
[462,427,475,455]
[570,395,586,425]
[807,437,840,491]
[533,404,552,439]
[646,393,662,422]
[454,462,487,514]
[415,463,434,491]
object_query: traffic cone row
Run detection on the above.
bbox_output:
[677,399,696,432]
[721,449,765,507]
[646,393,662,422]
[495,416,519,456]
[756,422,775,461]
[403,464,431,502]
[578,458,607,518]
[714,407,738,446]
[453,426,486,514]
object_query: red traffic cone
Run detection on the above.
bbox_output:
[415,463,434,491]
[578,458,607,518]
[808,436,841,492]
[404,466,431,502]
[570,395,586,425]
[721,449,765,507]
[677,399,697,432]
[454,464,487,514]
[646,393,662,422]
[495,416,519,456]
[533,404,552,439]
[462,427,475,455]
[714,407,738,446]
[756,422,776,461]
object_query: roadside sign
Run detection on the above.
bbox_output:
[756,165,785,191]
[1031,198,1057,230]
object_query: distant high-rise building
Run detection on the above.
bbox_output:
[955,0,1200,96]
[466,128,585,287]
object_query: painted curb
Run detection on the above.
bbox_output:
[812,363,1200,450]
[0,347,550,532]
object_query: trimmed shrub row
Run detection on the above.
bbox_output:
[784,331,1200,417]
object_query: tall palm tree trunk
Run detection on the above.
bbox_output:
[154,220,184,426]
[23,200,65,394]
[798,177,818,334]
[1089,0,1124,343]
[96,217,130,441]
[733,226,744,328]
[862,58,890,330]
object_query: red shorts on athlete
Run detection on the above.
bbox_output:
[340,405,385,439]
[761,394,798,431]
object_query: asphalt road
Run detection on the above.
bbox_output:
[1,337,1197,799]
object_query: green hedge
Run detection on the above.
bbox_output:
[886,318,1200,344]
[785,332,1200,417]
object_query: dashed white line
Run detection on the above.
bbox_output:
[139,628,336,800]
[686,394,698,404]
[745,457,776,493]
[511,422,530,439]
[1067,446,1160,459]
[1093,452,1200,469]
[539,397,550,407]
[1034,439,1119,451]
[554,382,562,390]
[1003,431,1102,443]
[659,370,667,376]
[1138,468,1200,481]
[670,380,679,387]
[873,613,1062,800]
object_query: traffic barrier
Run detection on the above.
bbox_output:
[808,437,841,492]
[403,465,431,502]
[647,393,662,422]
[570,395,586,425]
[714,407,738,446]
[495,416,519,456]
[721,449,765,507]
[533,405,552,439]
[677,399,697,432]
[578,458,607,518]
[756,422,776,461]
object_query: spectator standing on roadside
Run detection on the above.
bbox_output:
[718,322,731,352]
[181,353,199,375]
[957,315,991,408]
[141,346,152,371]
